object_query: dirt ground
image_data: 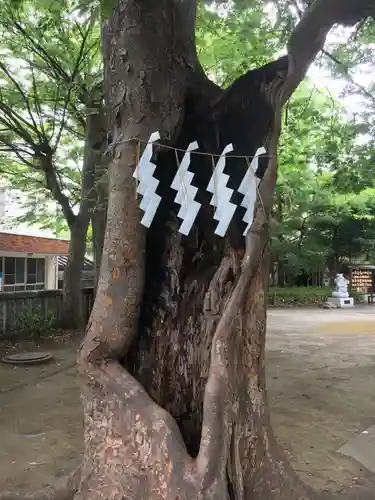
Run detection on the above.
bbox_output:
[0,308,375,495]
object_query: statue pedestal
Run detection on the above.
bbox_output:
[327,297,354,309]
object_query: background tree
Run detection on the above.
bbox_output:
[4,0,373,297]
[195,2,375,287]
[272,82,375,285]
[0,2,106,326]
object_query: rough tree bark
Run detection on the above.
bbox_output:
[76,1,375,499]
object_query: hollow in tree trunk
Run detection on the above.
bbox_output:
[76,1,375,499]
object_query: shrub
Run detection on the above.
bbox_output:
[267,286,361,307]
[15,306,57,339]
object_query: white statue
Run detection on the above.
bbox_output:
[332,273,349,298]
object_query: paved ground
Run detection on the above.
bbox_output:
[267,307,375,493]
[0,307,374,495]
[338,424,375,475]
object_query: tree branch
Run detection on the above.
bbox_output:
[30,65,48,140]
[290,0,375,106]
[6,17,70,83]
[50,23,96,151]
[322,48,375,105]
[40,152,76,227]
[0,61,43,141]
[0,100,38,146]
[284,0,375,101]
[4,13,98,130]
[0,166,46,190]
[0,138,36,169]
[52,90,73,153]
[70,18,95,83]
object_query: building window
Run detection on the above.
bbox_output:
[1,257,46,292]
[16,258,25,284]
[4,257,15,284]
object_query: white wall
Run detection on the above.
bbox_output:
[45,256,58,290]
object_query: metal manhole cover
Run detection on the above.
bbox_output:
[1,352,53,365]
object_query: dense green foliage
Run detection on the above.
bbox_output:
[268,287,332,307]
[196,3,375,284]
[0,0,374,284]
[273,86,375,283]
[0,0,101,235]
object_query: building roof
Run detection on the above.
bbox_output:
[58,255,93,270]
[0,232,69,255]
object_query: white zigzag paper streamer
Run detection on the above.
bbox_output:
[133,131,161,228]
[170,141,201,235]
[207,144,236,237]
[238,146,266,235]
[133,132,267,237]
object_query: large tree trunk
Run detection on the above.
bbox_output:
[76,1,375,499]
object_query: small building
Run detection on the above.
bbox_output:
[0,231,69,292]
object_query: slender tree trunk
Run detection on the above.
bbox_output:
[91,147,108,292]
[91,199,107,293]
[275,196,285,287]
[277,260,285,287]
[88,106,108,292]
[61,108,105,328]
[41,154,88,330]
[75,1,375,499]
[62,220,88,329]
